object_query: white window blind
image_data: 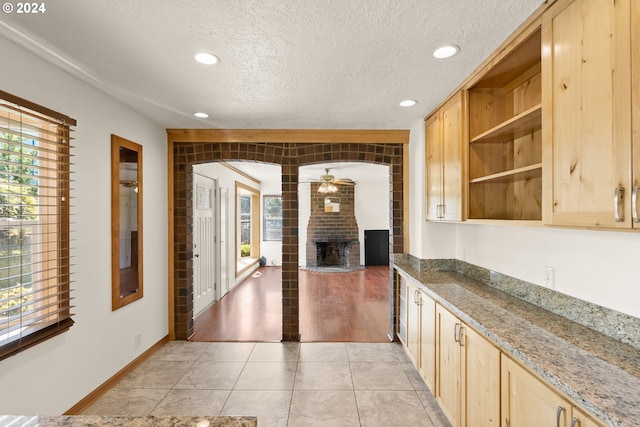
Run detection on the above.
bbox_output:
[0,90,75,360]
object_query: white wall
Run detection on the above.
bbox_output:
[0,36,168,414]
[407,119,640,319]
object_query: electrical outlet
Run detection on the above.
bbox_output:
[543,266,555,289]
[134,332,142,348]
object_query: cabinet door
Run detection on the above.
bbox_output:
[406,283,421,364]
[419,291,436,392]
[463,326,500,427]
[501,354,571,427]
[632,0,640,229]
[542,0,632,228]
[571,406,604,427]
[436,305,462,427]
[441,91,465,221]
[425,112,443,221]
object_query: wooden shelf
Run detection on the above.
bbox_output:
[470,163,542,184]
[470,104,542,144]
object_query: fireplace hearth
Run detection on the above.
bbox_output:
[316,241,351,267]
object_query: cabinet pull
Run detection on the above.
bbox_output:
[571,417,580,427]
[413,289,419,304]
[459,325,465,347]
[454,322,460,343]
[633,185,639,223]
[556,406,566,427]
[614,186,625,222]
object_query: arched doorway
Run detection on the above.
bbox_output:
[168,130,408,341]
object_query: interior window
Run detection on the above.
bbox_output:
[235,182,260,275]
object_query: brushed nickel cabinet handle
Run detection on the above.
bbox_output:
[632,185,639,223]
[459,325,465,347]
[556,406,566,427]
[571,417,580,427]
[454,322,460,343]
[614,186,624,222]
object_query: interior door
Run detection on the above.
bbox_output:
[193,172,217,316]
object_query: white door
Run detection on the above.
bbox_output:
[193,172,217,316]
[219,186,230,297]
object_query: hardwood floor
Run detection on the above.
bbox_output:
[190,266,391,342]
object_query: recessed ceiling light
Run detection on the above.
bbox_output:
[194,52,219,65]
[433,45,460,59]
[399,99,418,107]
[194,112,209,118]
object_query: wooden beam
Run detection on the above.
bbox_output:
[166,129,410,144]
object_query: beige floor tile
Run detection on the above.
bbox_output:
[347,342,399,362]
[198,342,256,362]
[116,360,192,389]
[416,390,452,427]
[355,390,434,427]
[150,341,210,362]
[221,390,292,427]
[298,342,348,362]
[402,362,429,391]
[294,361,353,390]
[174,361,245,390]
[350,361,413,390]
[82,388,169,416]
[150,389,231,416]
[248,342,300,362]
[234,361,297,390]
[288,390,360,427]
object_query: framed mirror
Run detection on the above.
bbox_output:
[111,134,143,310]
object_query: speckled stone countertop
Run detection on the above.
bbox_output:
[0,415,256,426]
[394,261,640,427]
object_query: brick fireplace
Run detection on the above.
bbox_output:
[306,182,360,268]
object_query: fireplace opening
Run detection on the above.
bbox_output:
[316,241,351,267]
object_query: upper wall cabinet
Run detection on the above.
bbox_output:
[467,27,543,221]
[425,91,466,221]
[542,0,638,228]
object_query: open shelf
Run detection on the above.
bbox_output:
[470,104,542,144]
[470,163,542,184]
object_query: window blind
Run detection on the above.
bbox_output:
[0,90,75,360]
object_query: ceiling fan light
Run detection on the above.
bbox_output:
[318,182,338,193]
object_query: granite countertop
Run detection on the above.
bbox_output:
[0,415,257,427]
[394,261,640,427]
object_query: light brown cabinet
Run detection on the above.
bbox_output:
[542,0,639,229]
[501,354,603,427]
[405,280,436,391]
[436,304,500,427]
[467,26,542,221]
[425,91,466,221]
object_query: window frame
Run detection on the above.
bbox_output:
[262,194,283,241]
[235,181,260,276]
[0,90,75,361]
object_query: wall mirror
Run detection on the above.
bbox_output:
[111,134,143,310]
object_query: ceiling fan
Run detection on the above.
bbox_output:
[312,168,356,193]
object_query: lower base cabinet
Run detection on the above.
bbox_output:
[501,354,603,427]
[436,304,500,427]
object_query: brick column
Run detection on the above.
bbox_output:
[281,160,299,341]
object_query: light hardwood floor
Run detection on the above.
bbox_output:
[190,266,391,342]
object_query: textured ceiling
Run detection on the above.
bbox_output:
[0,0,545,129]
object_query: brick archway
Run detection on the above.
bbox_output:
[170,139,405,341]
